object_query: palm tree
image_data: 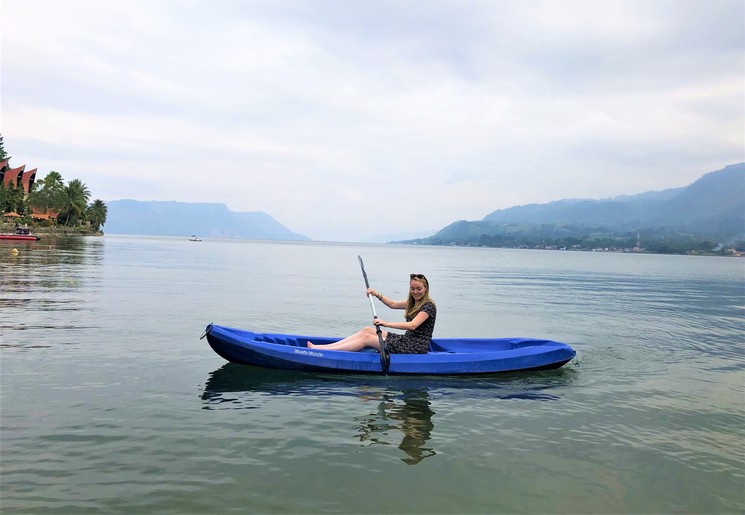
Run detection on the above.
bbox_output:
[28,171,66,214]
[86,199,108,231]
[41,171,64,189]
[59,179,91,227]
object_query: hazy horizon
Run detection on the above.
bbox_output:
[3,0,743,241]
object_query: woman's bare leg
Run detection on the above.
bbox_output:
[320,327,372,347]
[308,326,385,352]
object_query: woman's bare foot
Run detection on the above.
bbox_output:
[307,341,314,348]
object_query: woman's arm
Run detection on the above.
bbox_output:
[367,289,406,310]
[376,310,429,331]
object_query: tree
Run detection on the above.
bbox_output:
[0,133,9,162]
[4,181,25,214]
[39,171,65,191]
[28,171,66,214]
[0,134,14,215]
[59,179,91,226]
[86,199,108,231]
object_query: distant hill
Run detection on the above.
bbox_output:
[360,229,441,244]
[104,200,310,241]
[405,163,745,246]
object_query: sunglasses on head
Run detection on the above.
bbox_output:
[410,273,427,280]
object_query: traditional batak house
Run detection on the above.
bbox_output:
[1,159,58,221]
[0,159,37,193]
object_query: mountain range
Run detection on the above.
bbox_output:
[104,200,309,241]
[103,163,744,245]
[406,163,745,246]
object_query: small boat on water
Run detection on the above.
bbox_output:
[0,226,41,241]
[202,323,576,375]
[188,235,202,242]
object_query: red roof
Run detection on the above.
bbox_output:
[31,212,58,220]
[2,165,36,193]
[21,168,37,191]
[2,165,25,188]
[31,207,60,219]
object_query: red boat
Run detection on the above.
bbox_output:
[0,226,41,241]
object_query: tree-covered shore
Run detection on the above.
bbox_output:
[0,221,102,237]
[400,224,745,256]
[0,134,107,233]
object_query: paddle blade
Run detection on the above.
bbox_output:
[375,326,390,373]
[381,344,390,373]
[358,255,370,288]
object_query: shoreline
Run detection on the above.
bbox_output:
[1,222,102,237]
[2,223,741,256]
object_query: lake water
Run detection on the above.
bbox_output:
[1,235,743,513]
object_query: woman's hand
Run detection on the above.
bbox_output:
[366,288,381,299]
[374,319,386,327]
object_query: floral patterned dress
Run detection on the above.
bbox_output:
[384,301,436,354]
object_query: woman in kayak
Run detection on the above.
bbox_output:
[307,273,436,354]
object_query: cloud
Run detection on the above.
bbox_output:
[2,0,743,241]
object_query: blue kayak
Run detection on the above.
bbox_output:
[202,324,576,375]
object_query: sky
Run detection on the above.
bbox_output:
[2,0,743,242]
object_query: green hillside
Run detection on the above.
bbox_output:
[401,163,745,254]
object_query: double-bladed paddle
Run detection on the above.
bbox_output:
[358,255,390,373]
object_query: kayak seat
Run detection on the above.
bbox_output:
[264,336,293,346]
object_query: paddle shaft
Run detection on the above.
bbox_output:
[358,255,390,373]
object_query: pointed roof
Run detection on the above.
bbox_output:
[2,165,25,188]
[21,168,37,192]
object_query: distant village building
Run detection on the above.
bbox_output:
[0,159,37,193]
[1,159,59,221]
[2,211,21,222]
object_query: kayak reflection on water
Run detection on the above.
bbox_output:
[201,364,437,464]
[354,388,436,465]
[201,363,570,465]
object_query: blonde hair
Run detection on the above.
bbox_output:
[405,274,435,320]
